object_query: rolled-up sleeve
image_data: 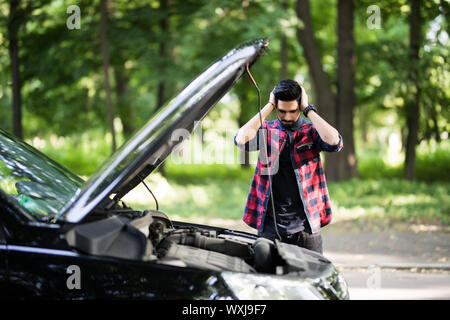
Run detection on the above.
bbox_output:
[317,133,343,152]
[234,127,262,152]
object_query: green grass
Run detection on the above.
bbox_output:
[328,178,450,226]
[358,140,450,182]
[125,165,254,221]
[27,130,122,177]
[27,132,449,227]
[125,163,450,227]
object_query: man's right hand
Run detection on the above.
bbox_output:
[269,90,275,110]
[235,89,276,146]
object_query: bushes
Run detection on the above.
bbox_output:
[327,178,450,225]
[28,131,448,226]
[28,130,120,177]
[34,128,449,184]
[358,141,450,182]
[415,144,450,182]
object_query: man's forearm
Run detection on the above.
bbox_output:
[307,110,340,145]
[235,102,274,145]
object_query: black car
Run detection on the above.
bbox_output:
[0,39,349,300]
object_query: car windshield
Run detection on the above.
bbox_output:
[0,128,84,221]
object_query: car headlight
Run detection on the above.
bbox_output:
[316,269,349,300]
[330,269,350,300]
[221,272,325,300]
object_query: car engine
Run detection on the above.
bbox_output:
[65,209,287,274]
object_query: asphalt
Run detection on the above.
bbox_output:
[321,221,450,300]
[339,268,450,300]
[321,221,450,268]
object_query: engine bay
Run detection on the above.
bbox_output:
[65,209,330,275]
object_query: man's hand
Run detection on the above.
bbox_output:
[235,89,275,146]
[269,89,276,110]
[299,84,308,111]
[300,85,341,145]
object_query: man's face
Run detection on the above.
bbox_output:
[276,100,301,128]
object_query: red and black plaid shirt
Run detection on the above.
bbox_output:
[234,118,343,234]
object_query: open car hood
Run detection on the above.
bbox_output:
[58,39,268,223]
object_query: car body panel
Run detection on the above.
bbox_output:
[0,224,7,288]
[3,245,233,299]
[0,197,233,299]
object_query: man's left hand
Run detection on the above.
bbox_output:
[299,84,308,111]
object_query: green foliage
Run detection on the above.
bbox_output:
[164,161,254,184]
[0,0,448,189]
[328,178,449,225]
[21,128,449,227]
[29,129,121,177]
[415,142,450,182]
[358,156,403,180]
[125,163,449,226]
[358,141,450,182]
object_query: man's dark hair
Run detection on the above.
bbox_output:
[273,79,302,107]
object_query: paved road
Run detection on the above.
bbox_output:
[340,268,450,300]
[322,225,449,266]
[322,223,450,300]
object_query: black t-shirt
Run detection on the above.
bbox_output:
[264,132,308,235]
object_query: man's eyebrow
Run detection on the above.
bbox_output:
[277,108,299,112]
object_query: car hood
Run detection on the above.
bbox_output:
[58,39,268,223]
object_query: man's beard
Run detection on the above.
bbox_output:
[280,119,295,128]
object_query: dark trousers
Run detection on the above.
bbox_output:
[259,228,323,254]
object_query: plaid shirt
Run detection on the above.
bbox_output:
[234,117,343,234]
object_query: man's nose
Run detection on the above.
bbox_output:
[285,114,294,120]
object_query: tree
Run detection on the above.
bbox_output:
[404,0,421,180]
[336,0,358,179]
[100,0,117,152]
[280,0,289,80]
[295,0,336,127]
[296,0,360,181]
[8,0,23,139]
[6,0,51,139]
[156,0,170,176]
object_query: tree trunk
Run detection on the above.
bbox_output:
[280,1,289,80]
[295,0,340,181]
[114,65,135,139]
[156,0,169,113]
[336,0,358,179]
[156,0,169,176]
[405,0,421,180]
[100,0,117,153]
[8,0,23,139]
[295,0,336,125]
[431,104,440,143]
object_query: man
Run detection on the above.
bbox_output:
[234,79,343,254]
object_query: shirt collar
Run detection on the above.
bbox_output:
[277,116,303,132]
